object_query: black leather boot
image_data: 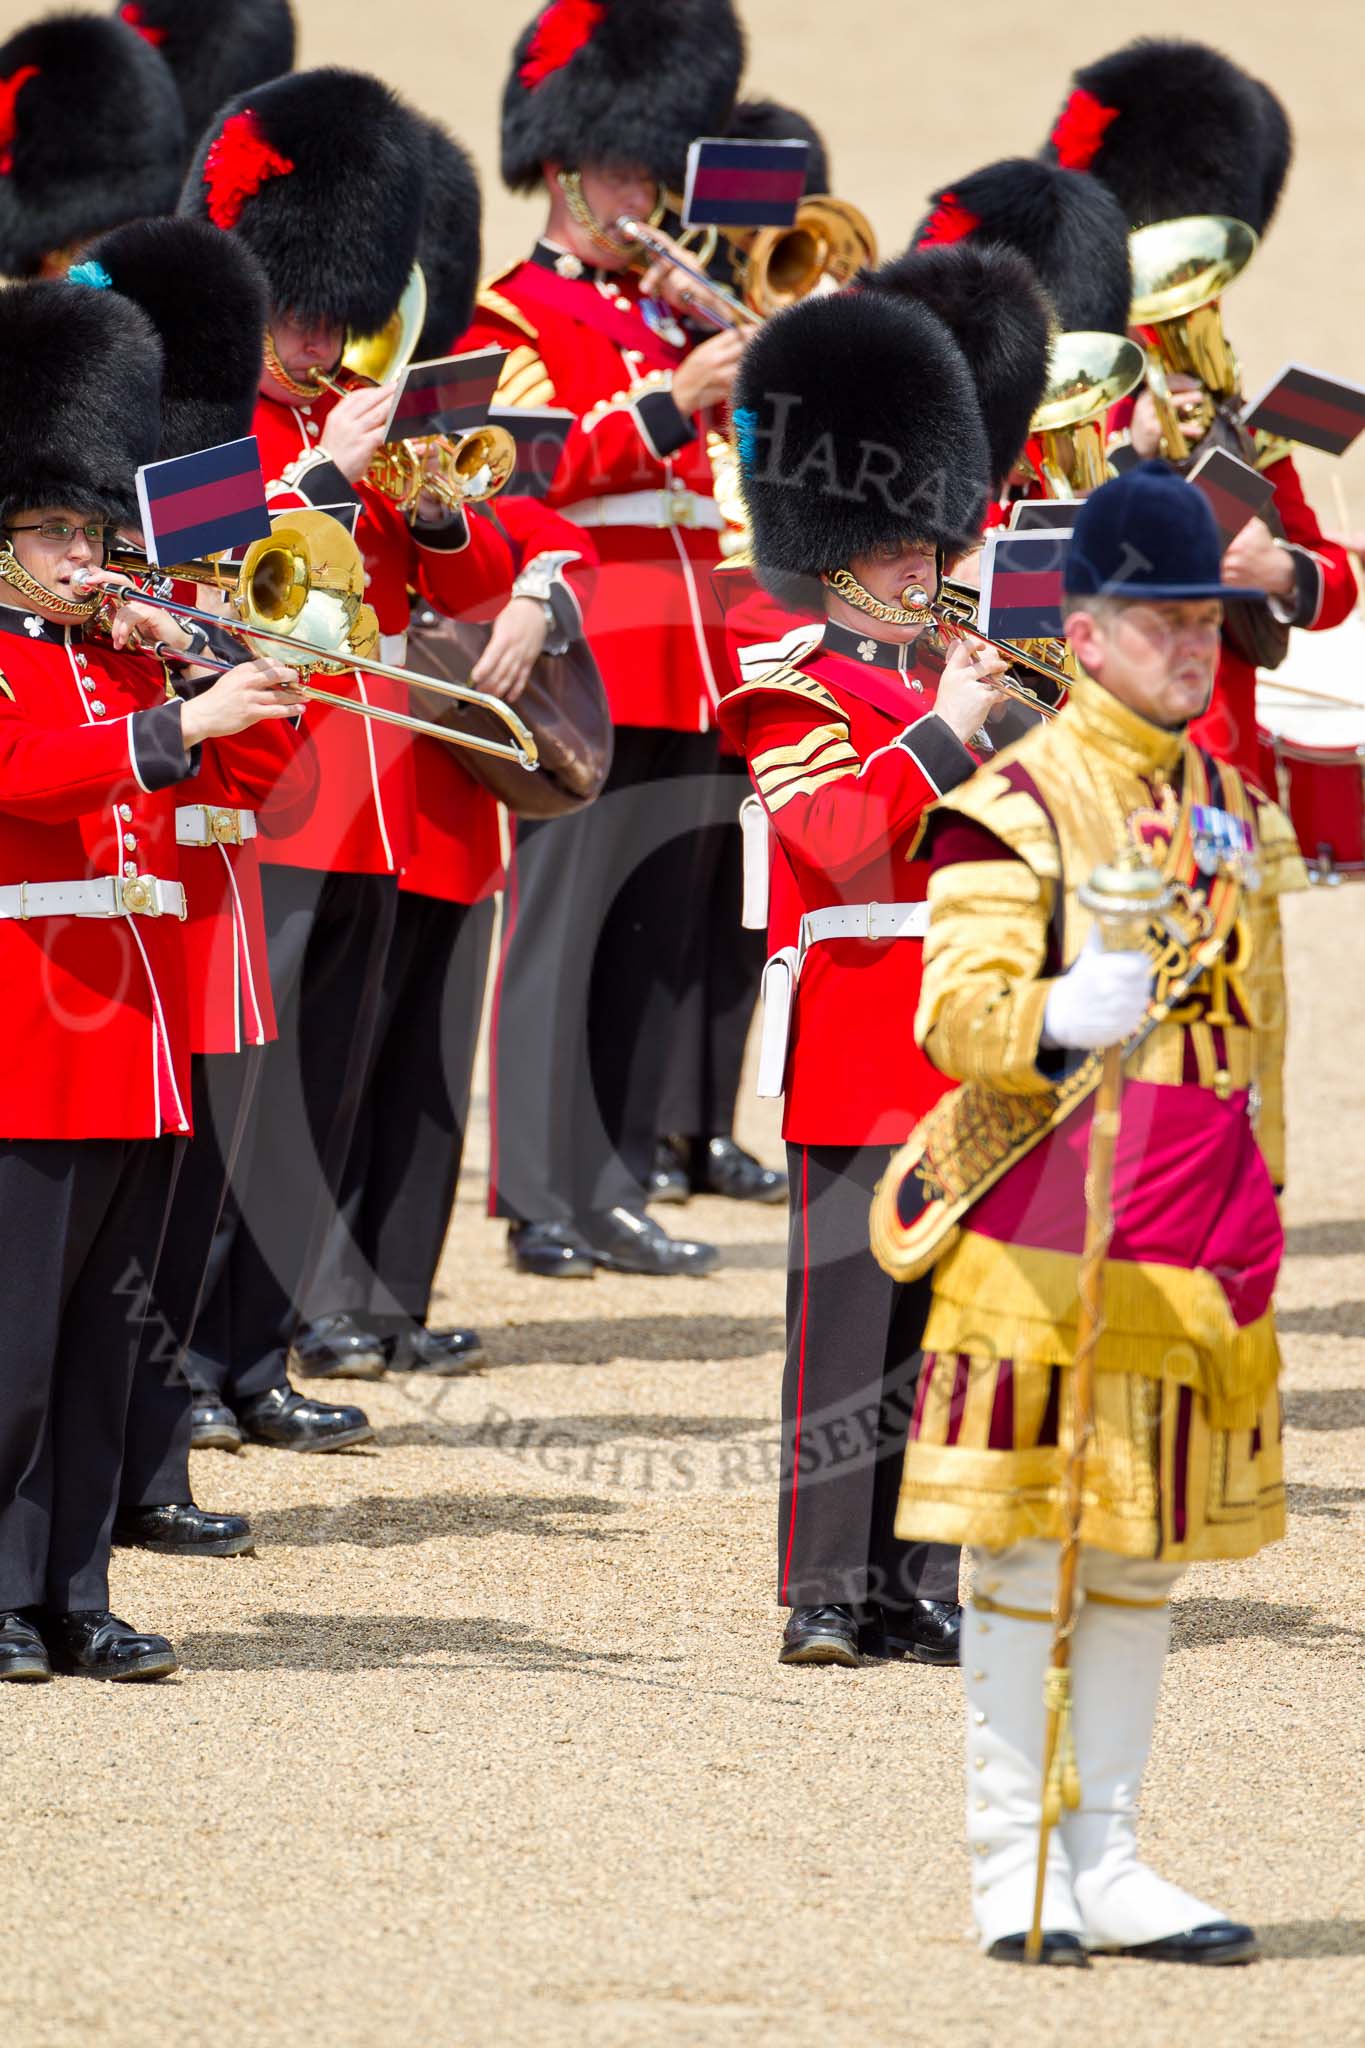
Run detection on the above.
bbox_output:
[41,1610,178,1681]
[113,1503,255,1557]
[779,1605,862,1667]
[236,1386,373,1452]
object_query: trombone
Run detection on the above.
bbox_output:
[86,509,539,767]
[908,580,1075,720]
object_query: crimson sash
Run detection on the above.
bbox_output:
[508,263,685,374]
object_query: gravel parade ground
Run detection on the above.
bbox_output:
[1,3,1361,2043]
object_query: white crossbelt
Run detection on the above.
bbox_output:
[176,804,258,848]
[756,901,930,1099]
[559,489,726,532]
[0,875,187,921]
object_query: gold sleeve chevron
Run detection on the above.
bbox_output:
[751,720,859,812]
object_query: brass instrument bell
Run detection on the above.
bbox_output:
[1128,215,1258,402]
[1030,331,1147,500]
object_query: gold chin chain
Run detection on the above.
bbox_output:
[558,171,631,258]
[0,547,102,621]
[262,327,323,403]
[823,567,934,626]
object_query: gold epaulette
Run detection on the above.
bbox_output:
[1252,429,1296,473]
[935,764,1062,881]
[722,655,839,714]
[1249,786,1310,895]
[475,272,541,344]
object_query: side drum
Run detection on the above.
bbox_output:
[1257,614,1365,884]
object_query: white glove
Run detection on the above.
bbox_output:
[1042,928,1153,1051]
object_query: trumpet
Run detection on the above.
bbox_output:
[309,367,517,513]
[79,509,538,767]
[907,580,1075,720]
[615,214,756,331]
[309,264,516,511]
[678,196,878,320]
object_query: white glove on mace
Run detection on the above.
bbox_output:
[1042,928,1153,1052]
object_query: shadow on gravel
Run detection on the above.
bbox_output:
[1276,1300,1365,1337]
[1257,1919,1365,1959]
[370,1412,772,1451]
[1172,1597,1365,1653]
[477,1314,784,1368]
[248,1489,630,1550]
[1282,1220,1365,1259]
[1285,1481,1365,1518]
[178,1611,660,1674]
[710,1240,787,1272]
[1282,1387,1365,1432]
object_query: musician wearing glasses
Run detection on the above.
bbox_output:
[0,281,302,1685]
[176,70,516,1446]
[461,0,749,1281]
[722,289,1009,1671]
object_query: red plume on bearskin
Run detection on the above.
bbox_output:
[520,0,606,89]
[118,4,166,46]
[0,66,39,176]
[919,192,980,246]
[202,108,293,229]
[500,0,744,192]
[1049,87,1118,172]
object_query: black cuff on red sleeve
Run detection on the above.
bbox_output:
[130,700,198,792]
[896,713,977,796]
[1286,545,1324,628]
[295,459,360,512]
[412,507,472,553]
[635,389,697,458]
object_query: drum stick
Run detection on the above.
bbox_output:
[1258,676,1365,713]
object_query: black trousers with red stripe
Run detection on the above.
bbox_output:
[780,1142,959,1613]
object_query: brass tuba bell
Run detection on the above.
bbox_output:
[1030,331,1147,499]
[1128,215,1258,453]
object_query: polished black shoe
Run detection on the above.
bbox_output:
[189,1395,243,1453]
[236,1386,374,1453]
[779,1604,862,1668]
[649,1137,691,1206]
[580,1206,719,1278]
[860,1598,962,1667]
[0,1611,51,1683]
[694,1135,788,1205]
[41,1609,178,1682]
[988,1933,1090,1968]
[113,1502,255,1558]
[288,1311,389,1381]
[1117,1922,1259,1966]
[386,1325,485,1375]
[508,1219,598,1280]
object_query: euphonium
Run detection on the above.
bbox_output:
[1030,331,1147,500]
[1127,215,1258,460]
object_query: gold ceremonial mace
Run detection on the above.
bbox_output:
[1025,851,1173,1964]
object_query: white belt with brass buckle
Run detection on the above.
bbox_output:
[559,489,726,532]
[798,902,931,953]
[0,875,187,921]
[176,804,258,848]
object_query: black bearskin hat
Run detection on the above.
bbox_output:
[180,67,427,334]
[0,279,163,526]
[81,217,268,461]
[414,118,483,358]
[501,0,745,193]
[112,0,296,153]
[863,243,1052,491]
[0,12,185,277]
[911,158,1133,336]
[727,97,829,196]
[734,291,991,593]
[1041,39,1293,233]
